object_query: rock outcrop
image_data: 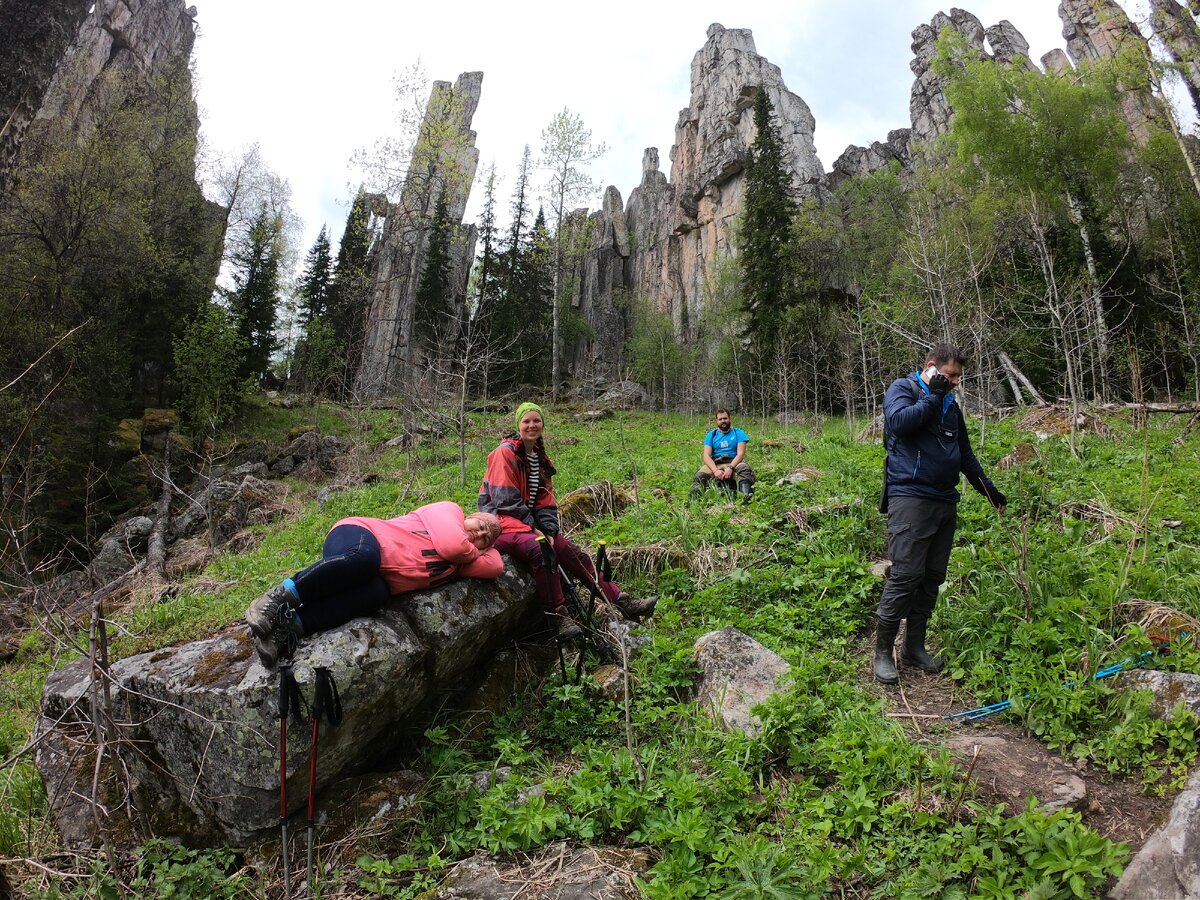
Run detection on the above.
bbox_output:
[1150,0,1200,118]
[355,72,482,398]
[0,0,198,190]
[568,24,826,376]
[827,129,912,191]
[0,0,91,189]
[35,564,540,847]
[909,8,992,147]
[1110,767,1200,899]
[1059,0,1164,141]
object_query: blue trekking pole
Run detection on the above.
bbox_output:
[946,650,1157,722]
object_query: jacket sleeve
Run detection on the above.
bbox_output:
[957,408,1001,503]
[478,445,535,527]
[459,548,504,579]
[415,501,480,564]
[884,378,939,439]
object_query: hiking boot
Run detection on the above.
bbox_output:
[252,607,304,670]
[901,615,944,674]
[873,617,900,685]
[245,583,297,638]
[613,592,657,621]
[549,607,583,641]
[738,480,754,504]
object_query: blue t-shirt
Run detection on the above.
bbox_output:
[705,427,749,461]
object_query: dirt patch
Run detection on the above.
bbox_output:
[862,645,1175,850]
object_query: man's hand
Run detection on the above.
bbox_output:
[928,372,951,396]
[988,488,1008,513]
[716,466,732,481]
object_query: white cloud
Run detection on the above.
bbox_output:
[191,0,1090,263]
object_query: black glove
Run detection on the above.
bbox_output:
[987,487,1008,509]
[928,372,951,396]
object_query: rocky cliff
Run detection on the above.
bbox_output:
[355,72,482,399]
[0,0,199,189]
[1150,0,1200,119]
[0,0,91,190]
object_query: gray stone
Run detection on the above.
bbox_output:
[1118,669,1200,719]
[870,559,892,579]
[34,564,539,847]
[693,627,790,735]
[431,843,651,899]
[598,381,647,408]
[1111,768,1200,899]
[123,516,154,551]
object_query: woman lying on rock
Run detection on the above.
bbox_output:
[245,502,504,669]
[477,401,655,639]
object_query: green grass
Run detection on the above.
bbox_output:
[5,402,1200,896]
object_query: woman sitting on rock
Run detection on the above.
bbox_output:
[477,402,655,639]
[245,502,503,668]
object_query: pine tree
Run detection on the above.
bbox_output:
[740,85,798,348]
[227,205,283,381]
[296,225,333,324]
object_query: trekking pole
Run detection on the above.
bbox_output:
[537,535,570,683]
[946,650,1157,722]
[305,667,343,899]
[277,664,308,899]
[556,562,619,671]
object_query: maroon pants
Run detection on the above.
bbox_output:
[494,531,621,611]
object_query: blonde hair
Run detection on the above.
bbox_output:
[465,512,502,545]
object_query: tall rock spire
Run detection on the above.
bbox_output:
[354,72,482,399]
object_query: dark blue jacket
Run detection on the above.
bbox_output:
[883,373,998,505]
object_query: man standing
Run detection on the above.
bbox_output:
[875,343,1007,684]
[690,409,755,503]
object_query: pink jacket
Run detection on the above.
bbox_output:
[335,501,504,594]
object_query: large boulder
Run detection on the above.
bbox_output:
[35,562,539,848]
[1110,767,1200,899]
[692,627,789,735]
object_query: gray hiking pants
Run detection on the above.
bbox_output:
[876,495,957,627]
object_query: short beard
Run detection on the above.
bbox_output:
[718,422,731,432]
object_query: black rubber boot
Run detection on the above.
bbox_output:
[873,618,900,685]
[901,615,944,673]
[738,480,754,504]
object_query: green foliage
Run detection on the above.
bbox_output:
[172,302,247,435]
[25,841,251,899]
[226,204,284,382]
[8,408,1199,897]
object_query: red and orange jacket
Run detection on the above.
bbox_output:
[335,501,503,594]
[477,437,560,536]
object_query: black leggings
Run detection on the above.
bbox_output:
[290,524,391,634]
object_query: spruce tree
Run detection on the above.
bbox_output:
[326,188,373,393]
[227,205,283,382]
[296,225,333,324]
[740,85,798,348]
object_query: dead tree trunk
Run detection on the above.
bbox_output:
[998,351,1047,406]
[146,441,172,580]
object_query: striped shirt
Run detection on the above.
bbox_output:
[525,452,540,507]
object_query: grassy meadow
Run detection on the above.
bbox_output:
[3,400,1200,898]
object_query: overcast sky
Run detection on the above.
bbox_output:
[189,0,1153,265]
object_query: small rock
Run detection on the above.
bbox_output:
[871,560,892,579]
[693,627,790,736]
